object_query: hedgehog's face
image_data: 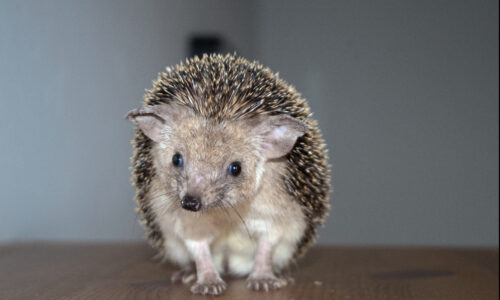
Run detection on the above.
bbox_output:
[126,103,305,212]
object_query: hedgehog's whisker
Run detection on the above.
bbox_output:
[215,200,233,226]
[148,191,180,216]
[157,200,176,216]
[222,199,251,239]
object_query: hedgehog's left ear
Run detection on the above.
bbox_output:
[125,103,190,143]
[250,114,306,159]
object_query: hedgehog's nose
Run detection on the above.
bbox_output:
[181,195,201,212]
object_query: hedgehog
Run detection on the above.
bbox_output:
[125,54,330,295]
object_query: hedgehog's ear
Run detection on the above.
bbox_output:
[125,103,189,143]
[250,114,306,159]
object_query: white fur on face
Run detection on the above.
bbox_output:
[254,158,265,192]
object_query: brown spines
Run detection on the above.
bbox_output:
[131,53,331,258]
[131,128,165,252]
[286,120,331,257]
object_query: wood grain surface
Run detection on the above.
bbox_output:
[0,243,497,299]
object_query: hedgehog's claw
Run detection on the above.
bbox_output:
[190,279,227,295]
[246,274,289,291]
[171,269,196,284]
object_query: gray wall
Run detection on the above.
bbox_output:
[1,0,498,246]
[0,0,257,241]
[256,0,499,246]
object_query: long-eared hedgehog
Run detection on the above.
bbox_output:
[126,54,330,295]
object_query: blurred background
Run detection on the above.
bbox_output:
[0,0,498,246]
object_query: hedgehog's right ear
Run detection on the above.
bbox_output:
[249,114,307,159]
[125,103,189,143]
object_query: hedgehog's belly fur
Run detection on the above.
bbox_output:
[159,221,304,276]
[149,160,306,276]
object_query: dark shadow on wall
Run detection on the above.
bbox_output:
[188,35,237,57]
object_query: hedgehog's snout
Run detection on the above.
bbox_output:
[181,194,201,212]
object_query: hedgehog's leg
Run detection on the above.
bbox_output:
[246,238,288,291]
[185,239,227,295]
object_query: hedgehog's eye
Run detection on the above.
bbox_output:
[228,162,241,176]
[172,153,183,167]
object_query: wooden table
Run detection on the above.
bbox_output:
[0,243,497,299]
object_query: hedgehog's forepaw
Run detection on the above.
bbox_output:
[190,278,227,295]
[246,273,289,291]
